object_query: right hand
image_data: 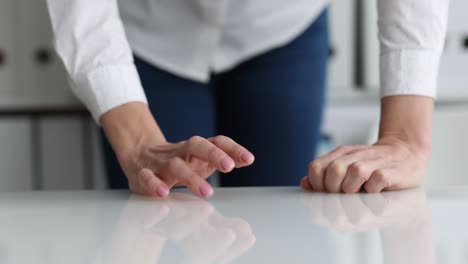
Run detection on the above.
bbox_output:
[101,102,255,198]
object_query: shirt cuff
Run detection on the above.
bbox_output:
[380,50,441,98]
[74,64,148,124]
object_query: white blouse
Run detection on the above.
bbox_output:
[46,0,449,122]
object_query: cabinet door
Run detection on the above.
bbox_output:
[328,0,356,95]
[0,119,33,191]
[14,0,79,107]
[40,117,85,189]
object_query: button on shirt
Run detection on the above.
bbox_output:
[46,0,449,122]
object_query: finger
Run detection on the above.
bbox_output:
[360,192,392,217]
[300,176,313,191]
[339,194,380,230]
[185,136,235,173]
[308,145,367,191]
[209,135,255,168]
[137,168,170,198]
[218,233,256,264]
[341,157,388,193]
[142,205,171,230]
[324,149,372,193]
[160,157,214,198]
[181,226,236,264]
[364,168,394,193]
[207,214,256,264]
[321,194,353,230]
[151,199,214,241]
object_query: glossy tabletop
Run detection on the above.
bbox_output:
[1,187,468,264]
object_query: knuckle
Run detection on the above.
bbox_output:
[207,145,221,159]
[166,157,181,171]
[233,145,245,157]
[188,135,204,146]
[211,135,227,145]
[336,145,351,152]
[373,170,390,186]
[184,172,201,186]
[308,162,323,176]
[328,161,344,175]
[138,169,151,184]
[349,162,365,176]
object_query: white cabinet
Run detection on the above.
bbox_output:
[39,118,107,190]
[0,120,33,191]
[40,118,85,189]
[0,117,106,192]
[0,0,100,192]
[1,0,79,108]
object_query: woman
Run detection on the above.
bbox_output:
[46,0,448,197]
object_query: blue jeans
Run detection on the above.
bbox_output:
[102,10,329,188]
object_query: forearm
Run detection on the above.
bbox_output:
[378,95,433,152]
[101,102,167,158]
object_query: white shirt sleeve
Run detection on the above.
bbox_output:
[378,0,450,98]
[46,0,148,123]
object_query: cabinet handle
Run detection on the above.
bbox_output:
[34,48,53,66]
[0,48,6,67]
[328,46,336,59]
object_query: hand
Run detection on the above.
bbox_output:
[101,103,255,198]
[301,95,433,193]
[301,138,430,193]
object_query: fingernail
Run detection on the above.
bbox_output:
[199,182,214,198]
[156,186,169,197]
[221,158,235,171]
[241,152,255,164]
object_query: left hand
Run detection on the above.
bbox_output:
[301,138,430,193]
[301,95,433,193]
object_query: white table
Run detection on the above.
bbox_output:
[0,187,467,264]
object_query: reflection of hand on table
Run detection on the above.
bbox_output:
[102,193,255,264]
[301,189,435,264]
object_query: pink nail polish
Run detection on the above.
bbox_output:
[241,152,254,163]
[156,186,169,197]
[221,158,234,171]
[199,182,214,198]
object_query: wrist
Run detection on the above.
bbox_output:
[100,102,166,155]
[378,95,433,152]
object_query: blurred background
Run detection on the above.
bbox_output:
[0,0,467,192]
